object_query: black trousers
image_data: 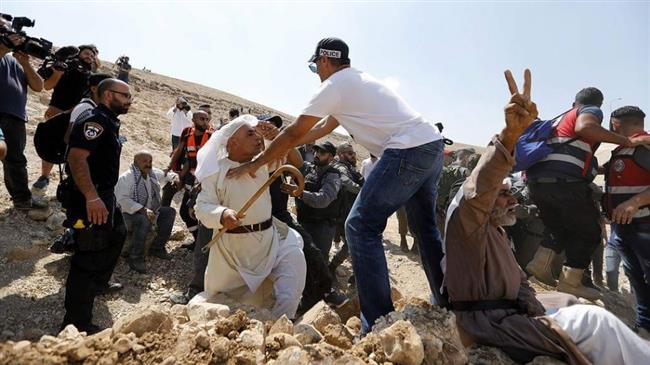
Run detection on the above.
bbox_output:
[189,223,213,294]
[528,182,602,269]
[161,182,198,236]
[0,114,31,203]
[63,196,126,328]
[274,210,333,307]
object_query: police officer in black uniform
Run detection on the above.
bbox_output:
[61,78,131,334]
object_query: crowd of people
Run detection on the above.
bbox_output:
[1,16,649,363]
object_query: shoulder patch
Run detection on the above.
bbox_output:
[83,122,104,140]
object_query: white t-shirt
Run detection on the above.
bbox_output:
[361,157,378,180]
[301,67,442,157]
[167,107,193,137]
[70,98,96,124]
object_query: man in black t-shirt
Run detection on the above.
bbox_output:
[33,44,97,191]
[61,78,131,335]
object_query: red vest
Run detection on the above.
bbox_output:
[604,131,650,223]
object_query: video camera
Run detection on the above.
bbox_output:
[37,45,92,79]
[0,13,52,60]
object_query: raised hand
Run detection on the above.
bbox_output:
[501,69,539,150]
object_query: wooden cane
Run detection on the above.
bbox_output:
[202,165,305,253]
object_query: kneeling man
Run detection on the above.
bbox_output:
[444,70,650,364]
[115,151,178,273]
[194,115,306,318]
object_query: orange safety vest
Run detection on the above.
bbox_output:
[186,128,210,159]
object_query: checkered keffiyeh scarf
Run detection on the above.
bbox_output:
[131,164,161,212]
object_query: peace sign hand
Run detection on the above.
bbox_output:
[501,69,539,150]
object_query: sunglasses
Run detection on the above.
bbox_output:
[109,90,132,100]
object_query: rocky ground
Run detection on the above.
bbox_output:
[0,60,641,364]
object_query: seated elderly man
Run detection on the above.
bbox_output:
[193,115,306,319]
[115,151,178,273]
[443,70,650,364]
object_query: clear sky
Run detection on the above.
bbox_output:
[2,0,648,145]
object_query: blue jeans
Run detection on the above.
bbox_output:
[345,140,446,333]
[610,223,650,331]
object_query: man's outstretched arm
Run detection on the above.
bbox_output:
[228,114,330,178]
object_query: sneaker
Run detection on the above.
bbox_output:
[150,249,172,260]
[99,282,123,295]
[32,175,50,190]
[14,198,49,211]
[324,291,350,308]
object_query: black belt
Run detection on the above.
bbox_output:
[226,218,273,234]
[451,299,520,312]
[529,177,584,184]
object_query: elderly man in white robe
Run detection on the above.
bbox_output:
[193,115,307,319]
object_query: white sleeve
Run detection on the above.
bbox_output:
[115,172,143,215]
[300,81,341,118]
[166,108,175,119]
[153,168,176,184]
[195,173,227,230]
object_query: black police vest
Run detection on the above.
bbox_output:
[296,165,342,222]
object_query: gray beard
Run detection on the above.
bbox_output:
[490,206,517,227]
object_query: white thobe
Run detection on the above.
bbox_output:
[195,158,306,318]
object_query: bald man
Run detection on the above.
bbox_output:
[115,151,179,273]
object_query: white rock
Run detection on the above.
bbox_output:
[275,346,311,364]
[112,336,132,354]
[297,300,341,333]
[12,340,30,352]
[187,301,230,322]
[46,211,66,231]
[293,323,322,345]
[239,329,264,351]
[27,206,52,221]
[379,320,425,365]
[112,307,173,337]
[58,324,82,340]
[195,330,210,349]
[269,314,293,335]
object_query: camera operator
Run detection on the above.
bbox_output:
[115,55,131,84]
[33,44,97,191]
[167,96,193,150]
[0,18,47,210]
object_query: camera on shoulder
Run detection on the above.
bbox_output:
[37,45,91,79]
[0,13,53,60]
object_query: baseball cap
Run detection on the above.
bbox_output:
[258,114,283,129]
[308,37,350,64]
[312,141,337,156]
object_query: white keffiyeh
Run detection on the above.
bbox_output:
[195,114,259,184]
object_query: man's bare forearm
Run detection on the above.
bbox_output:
[630,188,650,207]
[292,117,339,147]
[44,71,63,90]
[255,114,322,167]
[68,152,98,200]
[23,63,43,92]
[168,142,185,169]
